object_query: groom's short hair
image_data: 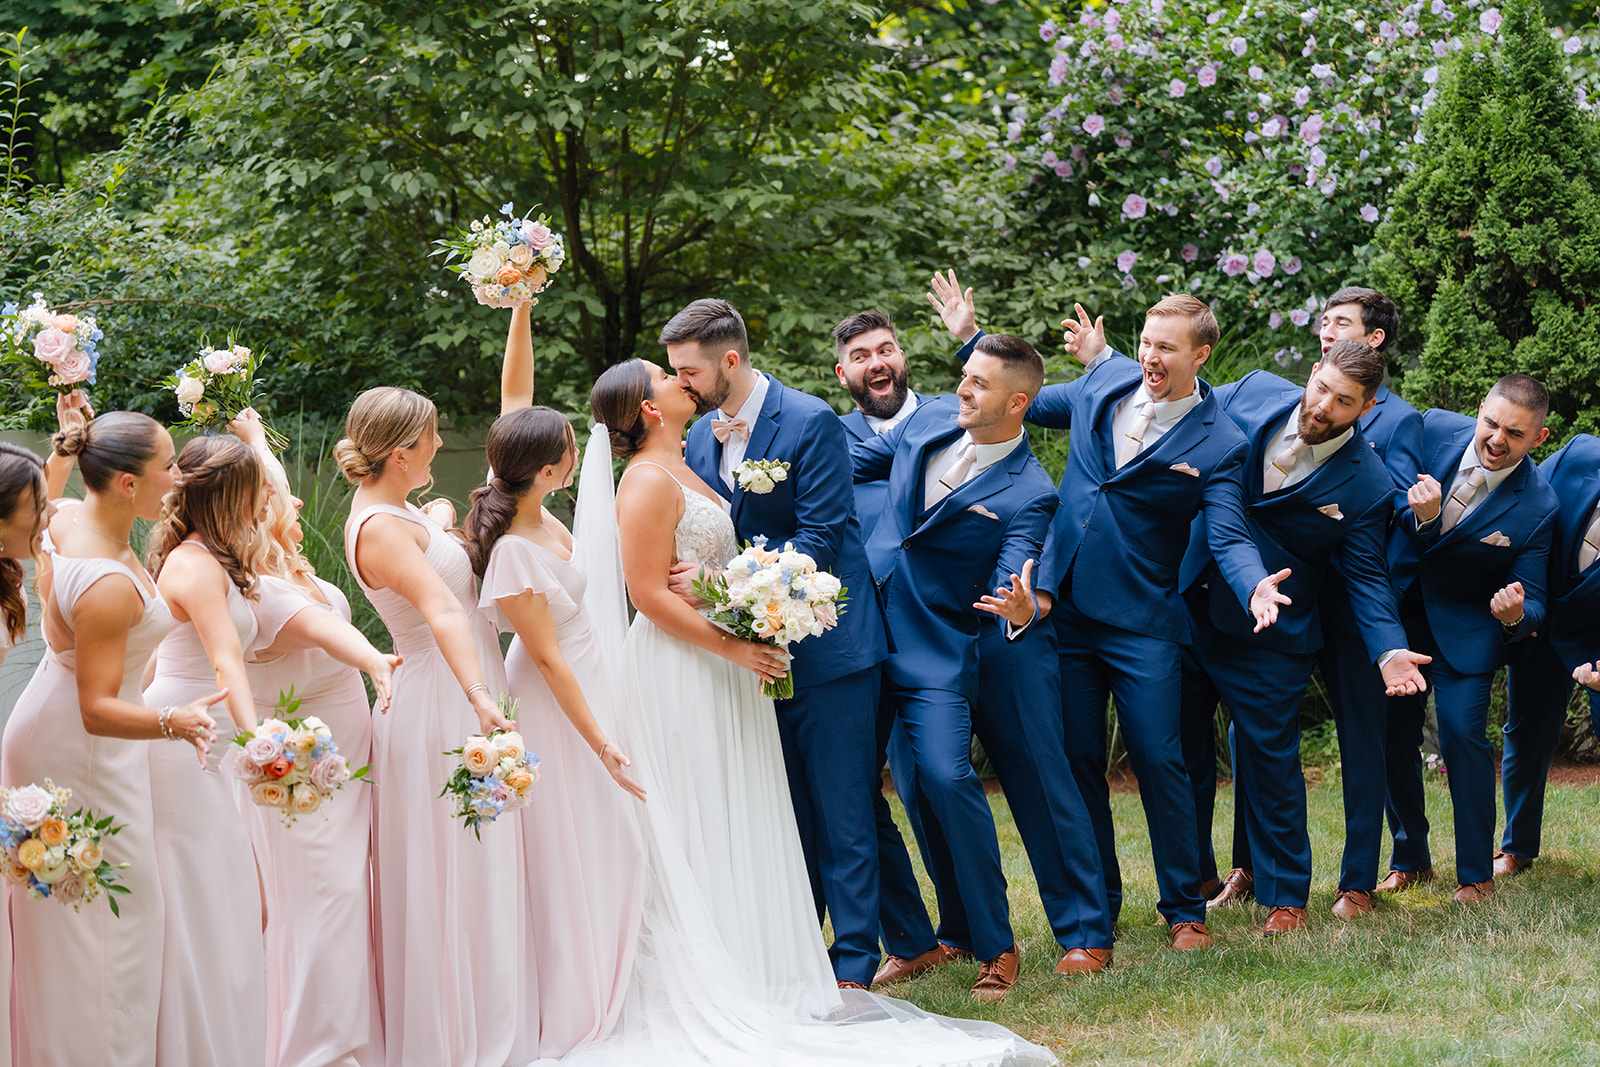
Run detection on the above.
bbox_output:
[972,333,1045,398]
[1146,294,1220,350]
[833,310,897,351]
[659,299,749,363]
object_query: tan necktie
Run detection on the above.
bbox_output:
[925,440,977,510]
[1578,507,1600,572]
[711,417,750,444]
[1440,467,1488,533]
[1117,403,1155,468]
[1262,436,1309,493]
[879,414,902,434]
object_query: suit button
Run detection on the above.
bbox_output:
[1082,520,1089,529]
[902,540,911,549]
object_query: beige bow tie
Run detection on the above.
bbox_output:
[1440,466,1488,533]
[711,417,750,444]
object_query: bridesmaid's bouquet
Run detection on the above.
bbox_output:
[164,335,288,451]
[440,696,539,838]
[692,537,847,699]
[0,293,102,402]
[435,201,565,309]
[0,779,129,915]
[234,689,366,825]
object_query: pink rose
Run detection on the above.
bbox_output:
[54,871,87,906]
[4,785,53,829]
[309,754,348,794]
[234,758,267,785]
[202,349,237,375]
[52,348,91,384]
[520,221,553,249]
[245,734,284,767]
[31,327,73,367]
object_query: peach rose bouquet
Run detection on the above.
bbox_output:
[163,334,288,451]
[435,201,565,309]
[0,778,129,914]
[233,689,366,825]
[0,293,103,405]
[440,694,539,838]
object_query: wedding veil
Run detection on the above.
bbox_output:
[573,422,631,660]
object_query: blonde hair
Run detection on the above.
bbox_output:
[1146,294,1221,350]
[257,451,316,583]
[146,435,268,598]
[334,387,438,484]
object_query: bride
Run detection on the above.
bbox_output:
[552,357,1054,1066]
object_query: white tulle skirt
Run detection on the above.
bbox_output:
[533,616,1056,1067]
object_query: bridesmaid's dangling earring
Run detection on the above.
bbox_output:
[656,412,665,428]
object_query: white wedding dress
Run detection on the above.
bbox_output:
[545,438,1055,1067]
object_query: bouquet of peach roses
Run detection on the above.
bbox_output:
[234,689,366,825]
[440,695,539,838]
[435,201,565,309]
[0,779,129,915]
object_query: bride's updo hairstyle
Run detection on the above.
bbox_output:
[0,443,46,645]
[589,359,653,459]
[147,435,267,598]
[51,411,164,494]
[461,406,575,578]
[334,386,438,484]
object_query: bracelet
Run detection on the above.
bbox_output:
[464,683,489,701]
[157,706,176,741]
[598,742,610,762]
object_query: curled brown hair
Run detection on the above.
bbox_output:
[461,406,575,577]
[146,435,267,598]
[0,443,46,645]
[333,387,438,484]
[589,359,654,459]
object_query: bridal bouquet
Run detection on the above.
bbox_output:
[692,537,846,699]
[440,696,539,838]
[234,690,366,825]
[0,293,102,402]
[0,779,129,915]
[164,336,288,451]
[436,202,566,309]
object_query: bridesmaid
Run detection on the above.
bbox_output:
[3,413,222,1067]
[143,433,270,1067]
[462,305,647,1060]
[233,410,397,1067]
[337,386,521,1067]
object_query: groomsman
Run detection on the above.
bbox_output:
[1497,433,1600,874]
[665,299,890,989]
[1206,286,1425,918]
[850,331,1059,999]
[838,303,1117,978]
[1177,342,1431,935]
[1382,375,1560,903]
[1023,292,1291,951]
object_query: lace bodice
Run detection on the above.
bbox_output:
[623,462,738,570]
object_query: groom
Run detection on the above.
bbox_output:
[666,298,891,990]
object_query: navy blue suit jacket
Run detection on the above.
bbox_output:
[1391,409,1560,674]
[1538,433,1600,672]
[685,373,888,688]
[1017,340,1265,647]
[1178,370,1406,661]
[839,393,933,537]
[851,395,1058,698]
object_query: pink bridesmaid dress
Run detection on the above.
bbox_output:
[479,534,645,1059]
[241,574,381,1067]
[1,551,170,1066]
[346,503,521,1067]
[144,571,266,1067]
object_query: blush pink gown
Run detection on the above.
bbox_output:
[1,552,170,1066]
[241,574,381,1067]
[346,503,522,1067]
[145,572,266,1067]
[478,534,645,1060]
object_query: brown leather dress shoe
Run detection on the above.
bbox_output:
[872,942,971,986]
[1199,875,1221,899]
[1493,850,1534,877]
[1170,920,1213,951]
[1375,867,1434,893]
[1206,867,1255,909]
[1262,905,1307,935]
[1453,878,1496,904]
[837,980,869,991]
[1055,947,1112,975]
[1331,889,1375,919]
[970,945,1021,1001]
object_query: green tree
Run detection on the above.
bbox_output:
[1372,0,1600,445]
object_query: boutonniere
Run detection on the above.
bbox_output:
[733,458,790,494]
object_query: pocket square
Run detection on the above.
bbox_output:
[968,504,1000,520]
[1170,462,1201,477]
[1480,531,1512,547]
[1316,503,1344,521]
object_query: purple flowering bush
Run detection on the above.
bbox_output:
[998,0,1598,368]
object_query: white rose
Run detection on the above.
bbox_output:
[493,731,527,763]
[467,247,501,282]
[769,465,788,482]
[5,784,54,829]
[35,848,71,885]
[175,376,206,410]
[290,783,322,816]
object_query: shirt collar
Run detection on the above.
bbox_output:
[1458,439,1521,495]
[864,391,918,433]
[1133,383,1202,426]
[969,430,1027,472]
[1278,403,1354,465]
[720,371,770,426]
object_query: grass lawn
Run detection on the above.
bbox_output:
[879,770,1600,1064]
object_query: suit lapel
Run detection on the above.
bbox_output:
[1443,458,1527,546]
[1250,395,1303,498]
[1562,470,1600,575]
[840,409,872,444]
[923,440,1025,526]
[729,375,782,529]
[1114,386,1215,481]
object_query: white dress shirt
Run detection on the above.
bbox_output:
[923,430,1027,503]
[1261,404,1354,492]
[1417,442,1522,532]
[1085,347,1204,459]
[865,392,918,435]
[717,372,771,489]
